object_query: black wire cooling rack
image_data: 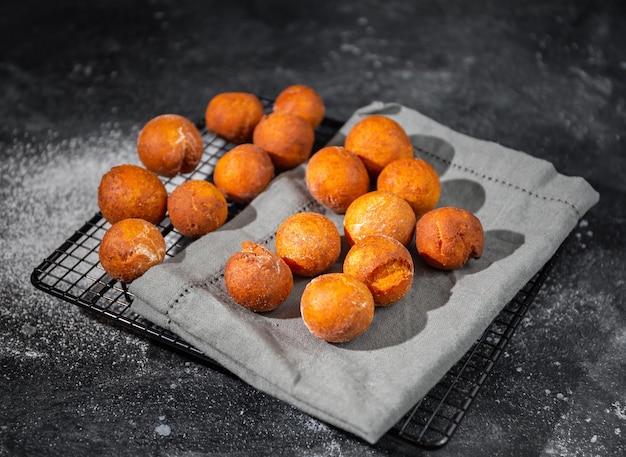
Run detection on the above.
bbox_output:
[30,99,561,450]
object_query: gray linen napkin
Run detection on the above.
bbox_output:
[129,102,599,444]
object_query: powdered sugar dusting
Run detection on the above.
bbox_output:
[2,124,139,266]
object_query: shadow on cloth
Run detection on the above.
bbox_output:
[411,134,455,177]
[341,229,525,351]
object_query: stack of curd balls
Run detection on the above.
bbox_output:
[96,84,483,344]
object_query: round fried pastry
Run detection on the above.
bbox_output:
[273,84,325,128]
[343,235,414,306]
[205,92,264,144]
[213,143,274,203]
[253,112,315,170]
[275,212,341,277]
[99,218,166,283]
[167,180,228,238]
[300,273,375,343]
[343,190,416,246]
[415,207,484,270]
[137,114,204,177]
[98,164,167,225]
[377,157,441,217]
[305,146,370,214]
[344,115,414,177]
[224,242,293,312]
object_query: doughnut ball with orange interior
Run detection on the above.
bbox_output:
[344,115,414,177]
[343,235,414,306]
[253,112,315,170]
[415,207,484,270]
[305,146,370,214]
[167,180,228,238]
[213,143,274,203]
[275,212,341,277]
[205,92,264,144]
[377,157,441,217]
[300,273,375,343]
[99,218,166,283]
[98,164,167,225]
[224,242,293,312]
[344,190,416,246]
[137,114,204,177]
[273,84,325,128]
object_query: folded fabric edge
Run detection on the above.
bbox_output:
[165,312,391,444]
[342,101,600,218]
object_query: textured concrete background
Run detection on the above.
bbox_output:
[1,0,625,456]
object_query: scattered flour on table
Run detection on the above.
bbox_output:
[155,415,171,436]
[20,323,37,336]
[573,218,594,249]
[304,417,330,433]
[154,424,171,437]
[1,124,139,273]
[1,124,156,396]
[610,401,626,420]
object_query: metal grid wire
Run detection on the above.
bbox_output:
[30,102,558,449]
[389,255,557,448]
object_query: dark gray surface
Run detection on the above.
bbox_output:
[1,1,625,456]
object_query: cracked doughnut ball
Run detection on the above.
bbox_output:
[275,212,341,277]
[343,235,414,306]
[137,114,204,177]
[99,218,166,283]
[224,242,294,312]
[344,190,416,246]
[300,273,375,343]
[273,84,325,128]
[305,146,370,214]
[415,207,484,270]
[253,112,315,170]
[167,180,228,238]
[344,115,414,177]
[377,157,441,217]
[205,92,264,144]
[98,164,167,225]
[213,143,274,203]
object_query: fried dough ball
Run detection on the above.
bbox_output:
[99,218,166,283]
[205,92,265,144]
[305,146,370,214]
[98,164,167,225]
[343,191,416,246]
[137,114,204,177]
[224,242,294,312]
[253,112,315,170]
[377,157,441,217]
[415,207,484,270]
[275,212,341,277]
[300,273,375,343]
[167,180,228,238]
[213,143,274,203]
[344,115,414,177]
[343,235,414,306]
[273,84,325,128]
